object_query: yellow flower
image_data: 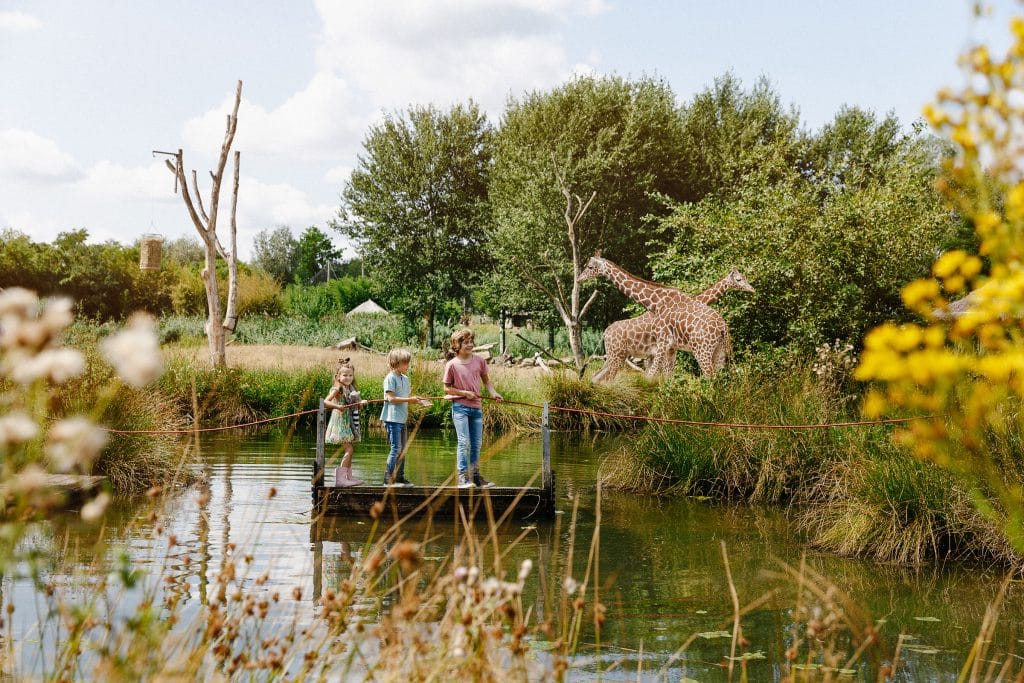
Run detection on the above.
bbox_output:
[924,326,946,348]
[902,279,941,310]
[1007,183,1024,221]
[951,126,976,149]
[933,250,967,278]
[961,255,983,279]
[862,391,886,419]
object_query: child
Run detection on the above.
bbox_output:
[381,348,430,486]
[443,329,503,488]
[324,358,368,487]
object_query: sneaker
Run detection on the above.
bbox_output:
[472,473,495,489]
[393,477,415,487]
[457,473,475,488]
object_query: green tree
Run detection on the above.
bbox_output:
[294,226,341,284]
[488,75,688,360]
[334,102,492,347]
[251,225,298,283]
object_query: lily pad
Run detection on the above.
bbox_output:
[696,630,732,639]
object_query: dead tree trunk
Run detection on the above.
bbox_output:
[159,81,243,368]
[552,166,598,371]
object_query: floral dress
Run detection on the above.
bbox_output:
[325,387,361,444]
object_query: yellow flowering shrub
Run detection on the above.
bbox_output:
[856,15,1024,549]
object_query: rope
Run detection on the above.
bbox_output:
[99,395,929,435]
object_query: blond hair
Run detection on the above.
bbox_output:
[445,328,475,360]
[387,348,412,369]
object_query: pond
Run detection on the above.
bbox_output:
[6,427,1024,680]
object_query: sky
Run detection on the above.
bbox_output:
[0,1,1018,260]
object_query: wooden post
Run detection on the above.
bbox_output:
[542,402,552,492]
[499,308,507,355]
[313,399,326,490]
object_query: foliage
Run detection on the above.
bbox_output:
[856,17,1024,554]
[281,277,374,320]
[161,235,205,266]
[335,102,492,344]
[294,225,341,284]
[251,225,298,283]
[489,75,688,330]
[651,102,966,354]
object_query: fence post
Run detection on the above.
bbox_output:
[542,402,552,492]
[313,399,326,489]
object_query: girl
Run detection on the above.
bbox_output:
[443,329,503,488]
[324,358,368,487]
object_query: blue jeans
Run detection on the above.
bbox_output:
[384,421,408,480]
[452,404,483,475]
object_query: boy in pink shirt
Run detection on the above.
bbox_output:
[443,329,503,488]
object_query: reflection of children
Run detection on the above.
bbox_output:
[443,329,503,488]
[324,358,367,487]
[381,349,431,486]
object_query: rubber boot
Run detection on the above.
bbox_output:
[345,466,364,486]
[335,466,359,487]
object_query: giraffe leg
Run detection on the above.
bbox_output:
[695,349,715,376]
[711,337,728,372]
[593,339,626,383]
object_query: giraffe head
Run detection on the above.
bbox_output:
[577,251,608,282]
[727,268,755,294]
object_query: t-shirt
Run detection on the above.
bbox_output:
[443,355,488,409]
[380,371,410,423]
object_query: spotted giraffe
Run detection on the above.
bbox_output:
[578,256,743,380]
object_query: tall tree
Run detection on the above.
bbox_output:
[333,102,491,347]
[158,80,243,368]
[488,75,688,344]
[294,226,340,284]
[252,225,298,283]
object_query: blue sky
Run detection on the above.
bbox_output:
[0,1,1016,259]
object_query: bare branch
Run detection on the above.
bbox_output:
[171,151,208,235]
[578,289,600,319]
[191,170,210,225]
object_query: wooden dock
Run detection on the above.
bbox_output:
[311,402,556,521]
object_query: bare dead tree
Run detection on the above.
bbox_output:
[157,80,242,368]
[553,162,598,371]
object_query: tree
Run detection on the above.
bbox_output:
[251,225,298,283]
[488,75,688,345]
[294,226,340,284]
[158,80,243,368]
[334,102,492,347]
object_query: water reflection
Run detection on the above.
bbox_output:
[7,428,1024,680]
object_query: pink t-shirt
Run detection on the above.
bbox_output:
[443,355,489,409]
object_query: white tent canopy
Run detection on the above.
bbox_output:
[347,299,388,315]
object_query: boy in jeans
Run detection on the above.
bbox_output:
[381,348,428,486]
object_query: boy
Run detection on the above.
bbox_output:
[381,348,428,486]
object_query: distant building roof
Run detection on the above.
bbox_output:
[347,299,388,315]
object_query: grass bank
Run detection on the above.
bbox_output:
[598,362,1024,567]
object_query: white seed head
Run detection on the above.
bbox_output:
[518,559,533,581]
[46,417,108,472]
[39,297,74,336]
[482,577,501,596]
[563,576,578,595]
[0,288,38,318]
[9,348,84,385]
[81,492,111,522]
[101,313,163,387]
[0,411,40,447]
[13,464,48,492]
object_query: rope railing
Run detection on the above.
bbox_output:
[99,395,929,435]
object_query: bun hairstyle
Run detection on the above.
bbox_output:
[334,357,357,389]
[445,328,475,361]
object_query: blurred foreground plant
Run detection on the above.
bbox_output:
[856,15,1024,554]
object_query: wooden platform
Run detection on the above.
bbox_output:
[313,481,555,520]
[311,401,557,520]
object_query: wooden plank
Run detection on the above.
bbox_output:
[542,403,553,493]
[313,399,326,491]
[314,484,555,520]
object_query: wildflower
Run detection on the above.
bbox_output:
[46,417,108,472]
[933,250,967,278]
[8,348,84,385]
[0,288,37,318]
[100,313,163,387]
[901,279,941,311]
[518,558,533,581]
[862,391,886,419]
[0,411,39,447]
[81,492,111,522]
[563,576,578,595]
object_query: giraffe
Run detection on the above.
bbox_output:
[578,255,736,380]
[590,267,756,381]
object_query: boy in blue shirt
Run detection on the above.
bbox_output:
[381,348,429,486]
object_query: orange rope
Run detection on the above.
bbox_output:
[100,395,929,435]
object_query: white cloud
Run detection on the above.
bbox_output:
[0,11,41,32]
[324,164,352,186]
[74,160,179,203]
[0,129,81,182]
[237,176,337,235]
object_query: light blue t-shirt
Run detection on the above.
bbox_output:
[380,371,410,424]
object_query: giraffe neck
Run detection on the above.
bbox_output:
[694,276,731,305]
[600,260,679,310]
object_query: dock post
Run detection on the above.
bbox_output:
[313,399,326,491]
[542,402,553,492]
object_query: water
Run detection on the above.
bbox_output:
[6,428,1024,680]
